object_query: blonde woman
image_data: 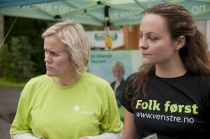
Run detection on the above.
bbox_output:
[110,61,126,108]
[10,21,123,139]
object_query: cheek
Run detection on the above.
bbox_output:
[56,58,72,68]
[149,40,173,57]
[155,46,174,61]
[113,72,117,76]
[119,71,123,76]
[55,58,66,65]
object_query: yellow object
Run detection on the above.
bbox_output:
[104,19,112,50]
[105,34,113,50]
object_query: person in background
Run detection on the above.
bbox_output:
[10,21,123,139]
[110,61,126,108]
[121,3,210,139]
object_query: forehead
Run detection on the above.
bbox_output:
[44,35,66,52]
[140,14,168,34]
[113,65,123,70]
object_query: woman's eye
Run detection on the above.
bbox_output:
[149,37,157,41]
[51,52,58,56]
[139,34,143,39]
[45,51,58,56]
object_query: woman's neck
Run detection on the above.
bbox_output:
[53,73,82,86]
[155,57,186,78]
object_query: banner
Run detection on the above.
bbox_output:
[86,30,124,49]
[88,50,142,120]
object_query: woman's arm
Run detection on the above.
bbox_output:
[11,133,44,139]
[12,130,123,139]
[12,131,123,139]
[122,109,137,139]
[79,130,123,139]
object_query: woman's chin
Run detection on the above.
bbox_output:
[46,72,54,77]
[142,60,154,65]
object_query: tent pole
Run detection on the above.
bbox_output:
[0,17,17,48]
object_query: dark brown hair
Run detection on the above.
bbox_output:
[125,3,210,107]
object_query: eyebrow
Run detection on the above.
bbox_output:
[43,48,58,54]
[139,30,159,36]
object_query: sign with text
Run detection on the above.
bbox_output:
[88,50,142,83]
[88,50,142,120]
[86,30,124,49]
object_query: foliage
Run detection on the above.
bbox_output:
[0,77,25,88]
[3,16,52,77]
[0,36,36,82]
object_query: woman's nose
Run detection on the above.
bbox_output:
[139,38,147,50]
[44,53,51,63]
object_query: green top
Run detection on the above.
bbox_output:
[10,72,123,139]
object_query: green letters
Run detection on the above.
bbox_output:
[135,100,160,111]
[136,100,198,114]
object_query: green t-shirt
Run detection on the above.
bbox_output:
[10,72,123,139]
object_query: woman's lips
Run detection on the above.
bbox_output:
[46,66,54,70]
[142,53,149,56]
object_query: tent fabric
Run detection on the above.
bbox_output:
[0,0,210,26]
[0,0,63,8]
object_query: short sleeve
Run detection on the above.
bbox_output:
[10,80,33,135]
[100,84,123,133]
[120,74,134,113]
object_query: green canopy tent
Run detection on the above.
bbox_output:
[0,0,63,8]
[0,0,210,26]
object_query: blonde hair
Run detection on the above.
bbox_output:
[42,21,90,75]
[111,61,125,74]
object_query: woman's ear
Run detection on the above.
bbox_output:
[175,36,186,50]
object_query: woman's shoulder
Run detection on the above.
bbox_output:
[187,71,210,80]
[83,72,110,84]
[24,74,50,89]
[125,72,140,83]
[20,75,50,98]
[185,72,210,89]
[28,74,49,83]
